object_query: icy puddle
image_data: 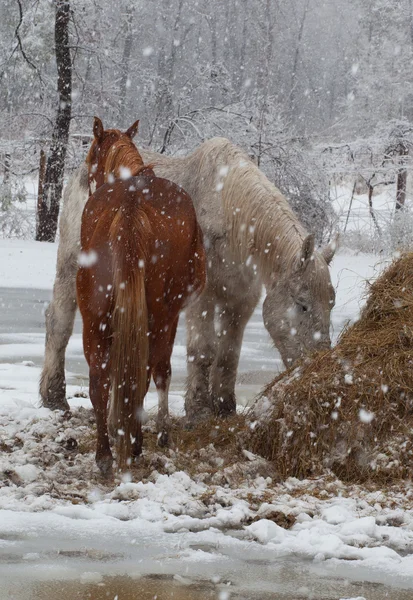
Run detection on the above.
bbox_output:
[0,576,297,600]
[1,525,413,600]
[2,575,221,600]
[0,287,281,391]
[2,564,413,600]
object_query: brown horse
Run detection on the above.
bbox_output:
[77,117,206,476]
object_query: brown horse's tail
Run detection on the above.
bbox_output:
[108,203,150,470]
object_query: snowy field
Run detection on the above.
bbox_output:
[2,0,412,593]
[331,181,401,234]
[1,236,413,598]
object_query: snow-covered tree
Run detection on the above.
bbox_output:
[346,0,413,135]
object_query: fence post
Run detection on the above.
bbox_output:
[4,153,11,183]
[367,178,381,236]
[395,144,408,211]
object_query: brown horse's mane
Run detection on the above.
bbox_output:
[105,137,148,179]
[86,130,153,184]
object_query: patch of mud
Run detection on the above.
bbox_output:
[1,575,220,600]
[3,572,413,600]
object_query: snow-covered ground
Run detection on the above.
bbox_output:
[2,237,412,598]
[331,181,400,234]
[0,238,57,289]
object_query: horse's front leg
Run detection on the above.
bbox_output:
[185,290,216,424]
[154,361,171,448]
[40,168,87,411]
[40,251,78,411]
[211,296,258,417]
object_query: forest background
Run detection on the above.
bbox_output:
[0,0,412,247]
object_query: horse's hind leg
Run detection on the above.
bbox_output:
[86,329,113,478]
[154,360,171,448]
[185,290,216,423]
[131,369,151,460]
[153,316,178,448]
[211,294,258,417]
[40,252,78,411]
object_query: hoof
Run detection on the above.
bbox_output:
[40,385,70,412]
[43,398,71,412]
[96,455,113,479]
[183,419,194,431]
[216,406,236,418]
[184,392,215,423]
[214,395,236,418]
[132,440,143,458]
[157,429,169,448]
[64,437,78,451]
[184,407,214,426]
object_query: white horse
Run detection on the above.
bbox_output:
[40,136,336,422]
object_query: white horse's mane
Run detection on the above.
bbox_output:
[144,137,327,286]
[218,143,306,278]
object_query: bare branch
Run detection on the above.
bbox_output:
[14,0,45,88]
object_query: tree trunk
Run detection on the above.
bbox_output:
[209,10,218,68]
[238,0,248,92]
[257,0,275,99]
[223,0,231,68]
[36,0,72,242]
[168,0,184,82]
[36,149,46,233]
[1,152,12,211]
[118,5,133,127]
[290,0,310,117]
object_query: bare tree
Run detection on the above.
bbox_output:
[36,0,72,242]
[289,0,310,116]
[118,4,134,127]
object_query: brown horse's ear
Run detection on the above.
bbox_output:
[299,233,315,270]
[321,233,339,265]
[93,117,104,142]
[126,119,139,139]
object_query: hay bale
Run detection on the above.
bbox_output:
[248,253,413,483]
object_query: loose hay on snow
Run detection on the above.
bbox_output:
[248,252,413,483]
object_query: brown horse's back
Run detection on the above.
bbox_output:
[80,170,206,364]
[81,172,205,305]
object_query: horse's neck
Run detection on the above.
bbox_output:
[253,218,304,286]
[224,164,307,285]
[140,140,308,283]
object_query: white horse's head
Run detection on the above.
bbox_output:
[263,234,336,366]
